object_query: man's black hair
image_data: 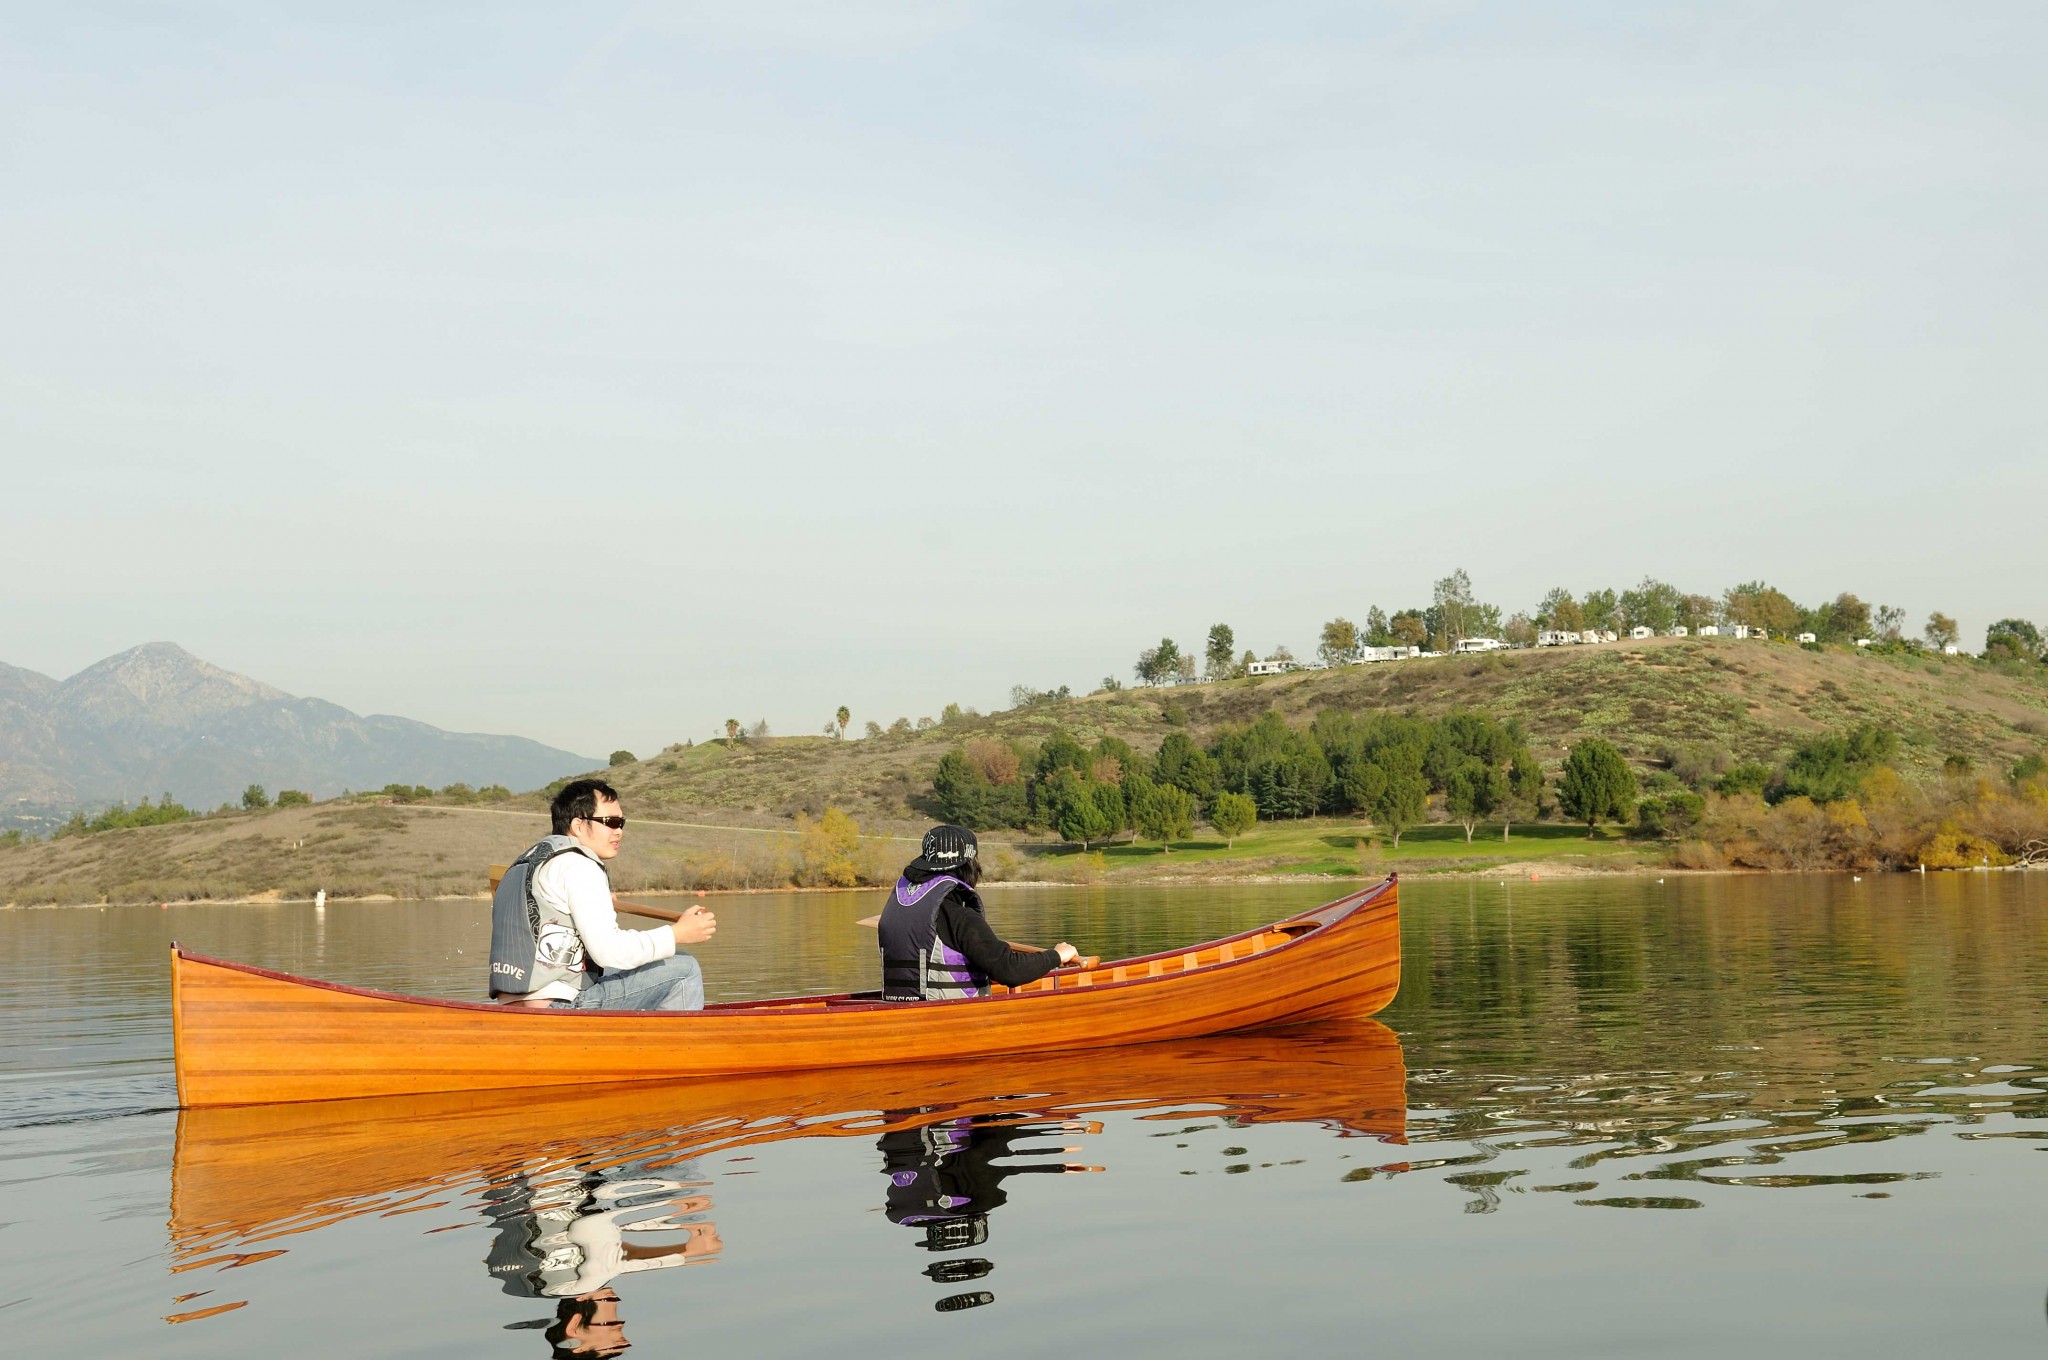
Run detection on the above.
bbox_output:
[545,1296,626,1359]
[551,779,620,836]
[543,1297,594,1354]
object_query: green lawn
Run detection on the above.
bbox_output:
[1029,817,1653,877]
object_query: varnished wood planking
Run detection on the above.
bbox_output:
[172,879,1399,1107]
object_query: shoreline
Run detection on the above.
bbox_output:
[4,860,2033,910]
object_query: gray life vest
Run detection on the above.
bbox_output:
[489,835,604,998]
[877,875,990,1001]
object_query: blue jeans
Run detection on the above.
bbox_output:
[569,953,705,1012]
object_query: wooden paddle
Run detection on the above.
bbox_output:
[487,865,702,926]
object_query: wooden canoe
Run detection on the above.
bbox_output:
[170,876,1399,1108]
[170,1021,1407,1262]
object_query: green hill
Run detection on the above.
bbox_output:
[4,637,2043,905]
[611,635,2046,821]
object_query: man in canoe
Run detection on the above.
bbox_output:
[878,825,1080,1000]
[489,778,716,1010]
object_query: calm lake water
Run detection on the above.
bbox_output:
[4,873,2047,1356]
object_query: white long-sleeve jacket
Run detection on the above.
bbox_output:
[525,852,675,1002]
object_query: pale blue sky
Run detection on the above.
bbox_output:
[5,3,2044,755]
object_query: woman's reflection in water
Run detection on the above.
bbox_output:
[879,1110,1103,1311]
[489,1158,722,1355]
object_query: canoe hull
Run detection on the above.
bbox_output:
[172,877,1399,1107]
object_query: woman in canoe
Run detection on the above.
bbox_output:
[877,826,1081,1001]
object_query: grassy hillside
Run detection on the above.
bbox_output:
[0,803,927,907]
[5,637,2043,905]
[612,635,2048,820]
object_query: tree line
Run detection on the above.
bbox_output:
[928,700,2048,871]
[1126,569,2045,684]
[931,709,1551,849]
[38,779,515,842]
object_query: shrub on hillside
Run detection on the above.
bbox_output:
[58,795,197,838]
[1660,742,1734,791]
[1635,792,1705,839]
[1918,829,2011,869]
[795,808,864,887]
[1671,839,1726,870]
[1715,762,1772,797]
[1772,724,1898,804]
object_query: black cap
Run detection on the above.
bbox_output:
[919,825,978,870]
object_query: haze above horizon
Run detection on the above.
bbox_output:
[5,4,2043,755]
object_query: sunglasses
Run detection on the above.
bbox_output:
[581,814,628,830]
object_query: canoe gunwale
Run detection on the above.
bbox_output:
[169,875,1395,1020]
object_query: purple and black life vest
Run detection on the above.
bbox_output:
[877,875,990,1001]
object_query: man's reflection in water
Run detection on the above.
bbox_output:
[489,1158,722,1355]
[879,1111,1102,1311]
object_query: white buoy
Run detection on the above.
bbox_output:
[315,889,326,910]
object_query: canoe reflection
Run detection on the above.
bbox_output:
[169,1022,1403,1334]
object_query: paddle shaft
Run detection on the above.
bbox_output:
[616,899,690,924]
[488,867,698,928]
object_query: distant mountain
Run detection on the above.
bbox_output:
[0,643,602,812]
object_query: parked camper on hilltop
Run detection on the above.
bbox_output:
[1246,658,1296,676]
[1630,626,1654,640]
[1359,645,1419,663]
[1733,624,1765,640]
[1797,632,1818,644]
[1697,625,1720,637]
[1453,637,1505,654]
[1537,630,1580,647]
[1943,644,1961,656]
[1667,626,1689,638]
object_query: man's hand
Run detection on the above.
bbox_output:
[1053,941,1080,966]
[671,904,717,946]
